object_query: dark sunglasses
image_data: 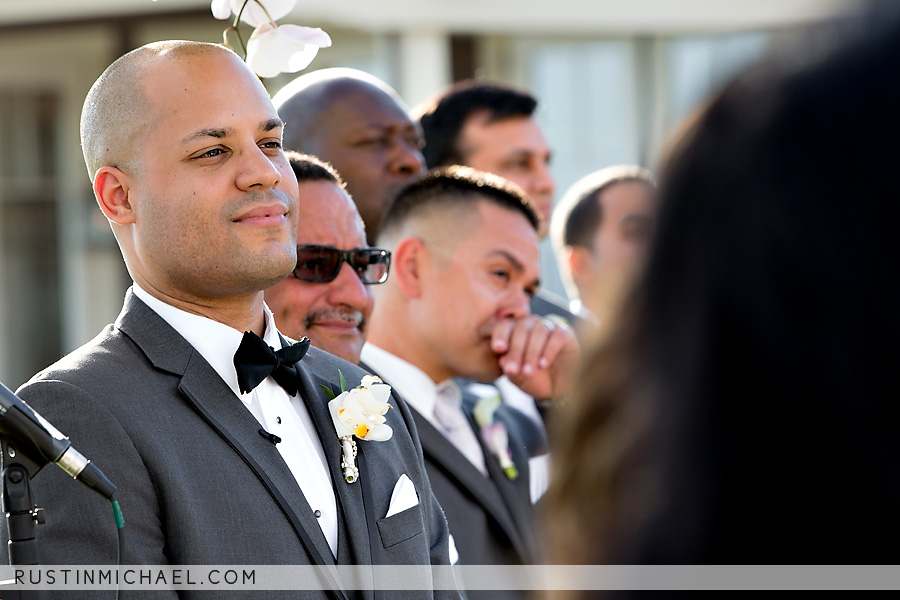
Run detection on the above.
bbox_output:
[293,245,391,284]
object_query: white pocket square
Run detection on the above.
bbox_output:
[385,473,419,518]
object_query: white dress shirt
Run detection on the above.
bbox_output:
[361,343,487,475]
[133,284,338,557]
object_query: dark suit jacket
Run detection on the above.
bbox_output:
[6,291,456,600]
[361,364,539,600]
[529,290,581,330]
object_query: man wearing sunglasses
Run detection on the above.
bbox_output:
[265,153,391,363]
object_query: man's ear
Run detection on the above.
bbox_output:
[391,236,428,298]
[93,166,136,225]
[568,245,596,288]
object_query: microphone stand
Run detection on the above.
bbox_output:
[1,441,45,600]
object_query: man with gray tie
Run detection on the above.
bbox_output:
[362,166,579,600]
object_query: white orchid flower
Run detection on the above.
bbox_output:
[245,22,332,78]
[328,380,393,442]
[210,0,234,20]
[211,0,297,27]
[361,374,393,404]
[345,389,388,427]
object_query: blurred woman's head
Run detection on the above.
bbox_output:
[546,2,900,580]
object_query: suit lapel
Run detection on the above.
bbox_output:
[359,360,533,563]
[465,404,538,563]
[293,362,375,568]
[408,406,532,562]
[115,293,341,576]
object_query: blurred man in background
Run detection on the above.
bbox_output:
[551,165,657,336]
[274,68,425,244]
[414,80,578,437]
[414,80,554,239]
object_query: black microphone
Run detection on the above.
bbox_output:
[0,381,116,500]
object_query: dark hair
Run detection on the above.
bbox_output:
[546,3,900,575]
[285,151,346,188]
[413,80,537,168]
[551,166,656,251]
[378,165,540,242]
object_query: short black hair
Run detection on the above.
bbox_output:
[285,151,346,188]
[378,165,540,243]
[552,166,656,251]
[414,80,538,168]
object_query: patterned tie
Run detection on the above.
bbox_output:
[233,331,310,396]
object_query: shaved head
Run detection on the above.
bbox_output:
[272,68,425,243]
[273,67,405,152]
[80,40,237,180]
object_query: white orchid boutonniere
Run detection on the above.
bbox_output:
[473,392,519,480]
[322,372,393,483]
[211,0,332,78]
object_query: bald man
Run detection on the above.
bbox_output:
[8,41,455,599]
[273,68,425,244]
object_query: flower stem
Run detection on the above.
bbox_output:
[230,0,250,57]
[252,0,279,27]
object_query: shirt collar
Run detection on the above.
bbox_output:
[132,283,282,400]
[361,342,455,425]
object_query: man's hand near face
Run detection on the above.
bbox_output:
[491,315,580,401]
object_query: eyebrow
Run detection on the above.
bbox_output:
[181,118,285,144]
[503,148,552,163]
[621,214,655,227]
[489,249,541,289]
[261,118,285,132]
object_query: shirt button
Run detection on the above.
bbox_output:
[314,510,322,518]
[276,416,282,425]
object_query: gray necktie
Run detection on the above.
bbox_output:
[433,380,487,476]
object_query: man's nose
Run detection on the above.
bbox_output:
[328,262,372,309]
[496,288,532,321]
[236,147,282,191]
[387,138,425,177]
[531,161,554,198]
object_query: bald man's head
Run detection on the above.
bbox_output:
[80,41,235,181]
[272,68,425,243]
[273,68,401,152]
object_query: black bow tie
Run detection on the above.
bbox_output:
[233,331,310,396]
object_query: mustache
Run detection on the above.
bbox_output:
[305,309,366,331]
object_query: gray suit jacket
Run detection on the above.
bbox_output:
[6,291,456,600]
[361,364,539,600]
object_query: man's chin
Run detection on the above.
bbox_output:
[313,332,364,364]
[464,361,503,384]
